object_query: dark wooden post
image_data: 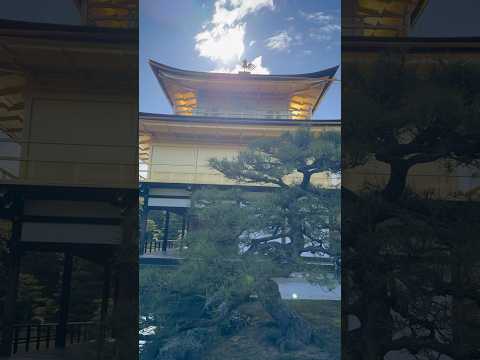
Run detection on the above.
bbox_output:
[0,247,21,356]
[112,200,138,360]
[181,213,186,239]
[161,210,170,252]
[55,251,73,349]
[139,185,149,255]
[96,261,111,360]
[0,199,23,357]
[110,272,120,341]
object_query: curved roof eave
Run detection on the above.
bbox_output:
[149,59,339,81]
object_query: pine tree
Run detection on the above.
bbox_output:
[342,56,480,359]
[143,128,340,359]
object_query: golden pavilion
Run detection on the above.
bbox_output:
[139,61,340,261]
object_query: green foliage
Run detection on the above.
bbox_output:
[147,219,162,241]
[210,129,340,188]
[342,56,480,359]
[343,58,480,171]
[16,273,55,323]
[69,257,105,322]
[142,129,341,359]
[15,252,63,323]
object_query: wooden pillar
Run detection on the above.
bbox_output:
[161,210,170,252]
[96,261,111,360]
[181,212,186,239]
[55,251,73,349]
[100,262,111,326]
[112,200,138,360]
[139,186,149,254]
[110,272,120,340]
[0,245,21,356]
[0,200,23,357]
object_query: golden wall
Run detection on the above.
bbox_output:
[344,160,478,200]
[0,26,138,189]
[0,74,137,189]
[141,119,340,189]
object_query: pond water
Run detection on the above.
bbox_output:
[273,277,340,300]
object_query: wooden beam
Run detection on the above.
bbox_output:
[2,128,22,133]
[88,4,136,10]
[357,7,406,17]
[0,115,23,124]
[0,87,23,97]
[0,102,24,112]
[342,23,404,31]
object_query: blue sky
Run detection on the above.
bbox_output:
[140,0,341,120]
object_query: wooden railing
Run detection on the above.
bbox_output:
[11,322,99,354]
[141,238,177,255]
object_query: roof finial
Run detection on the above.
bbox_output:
[239,59,255,74]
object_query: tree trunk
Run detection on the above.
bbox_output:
[383,160,410,201]
[256,279,314,351]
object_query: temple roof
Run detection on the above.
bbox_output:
[149,60,338,120]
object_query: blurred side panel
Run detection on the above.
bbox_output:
[342,1,480,359]
[0,1,138,359]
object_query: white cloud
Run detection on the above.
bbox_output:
[300,10,333,24]
[249,40,256,47]
[249,55,270,74]
[300,10,340,42]
[321,24,341,33]
[195,23,246,62]
[286,16,295,21]
[265,31,292,51]
[211,0,275,26]
[212,55,270,74]
[195,0,274,63]
[310,32,332,42]
[309,23,340,42]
